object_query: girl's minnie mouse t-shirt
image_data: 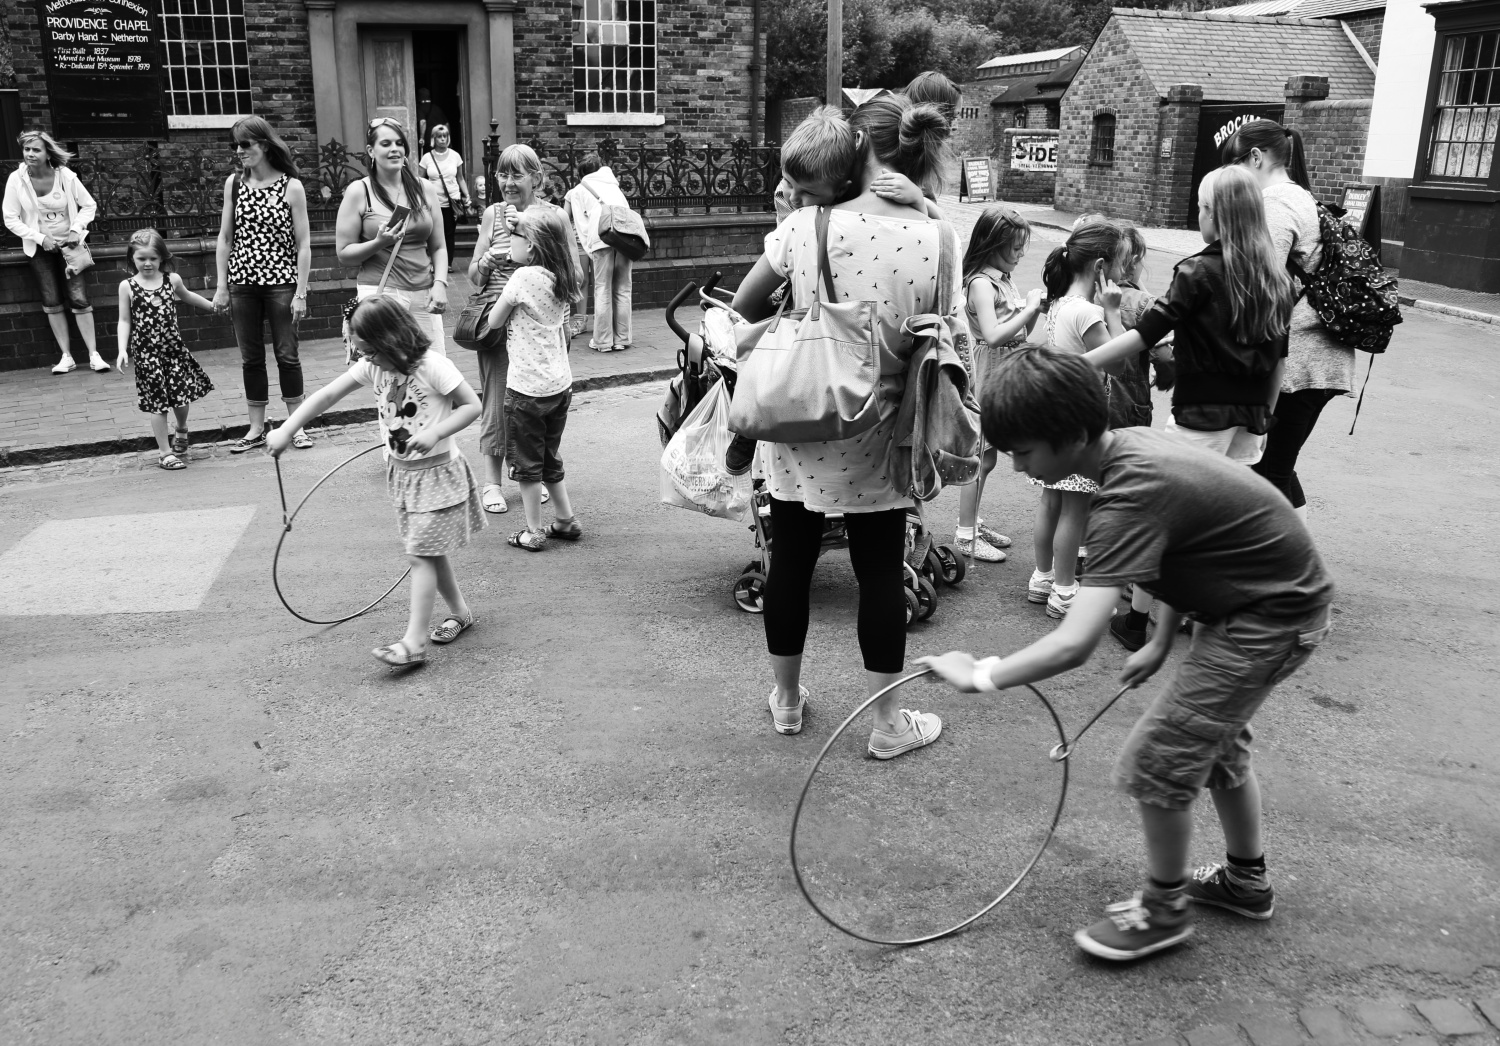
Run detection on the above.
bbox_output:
[351,353,465,460]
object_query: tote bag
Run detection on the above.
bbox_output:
[727,207,880,444]
[581,180,650,261]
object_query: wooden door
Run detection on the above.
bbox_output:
[361,31,415,140]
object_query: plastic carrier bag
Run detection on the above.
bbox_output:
[660,381,751,522]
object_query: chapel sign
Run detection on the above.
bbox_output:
[34,0,168,138]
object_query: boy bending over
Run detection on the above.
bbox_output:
[920,349,1333,961]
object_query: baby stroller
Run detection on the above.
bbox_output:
[661,275,968,629]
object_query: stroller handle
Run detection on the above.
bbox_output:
[702,271,724,297]
[665,280,699,342]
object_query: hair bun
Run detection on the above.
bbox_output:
[899,102,950,152]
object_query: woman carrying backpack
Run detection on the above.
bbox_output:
[1222,120,1354,522]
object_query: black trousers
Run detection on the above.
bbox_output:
[1252,388,1341,508]
[762,498,907,673]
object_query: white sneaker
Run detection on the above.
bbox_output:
[51,356,76,374]
[1027,569,1054,604]
[955,535,1006,563]
[868,709,943,760]
[1047,584,1080,619]
[768,684,809,735]
[88,353,111,372]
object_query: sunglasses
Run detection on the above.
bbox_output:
[230,139,259,151]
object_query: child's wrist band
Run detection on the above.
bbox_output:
[971,657,1002,693]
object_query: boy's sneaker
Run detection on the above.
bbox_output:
[1046,583,1079,619]
[955,535,1006,562]
[976,520,1012,549]
[1027,570,1054,604]
[1187,862,1275,920]
[725,434,757,476]
[1074,890,1194,961]
[1110,614,1148,651]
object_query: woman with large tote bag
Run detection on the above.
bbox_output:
[731,95,961,758]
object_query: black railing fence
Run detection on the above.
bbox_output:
[18,132,779,246]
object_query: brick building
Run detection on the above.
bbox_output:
[1056,8,1376,227]
[951,46,1085,163]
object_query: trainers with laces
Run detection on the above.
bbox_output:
[768,684,810,735]
[1027,570,1054,604]
[868,709,942,759]
[1109,614,1147,651]
[955,535,1006,562]
[976,520,1012,549]
[1187,862,1275,920]
[1074,890,1194,961]
[1046,583,1079,619]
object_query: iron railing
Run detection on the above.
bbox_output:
[7,132,779,246]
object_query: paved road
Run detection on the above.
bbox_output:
[2,304,1497,1045]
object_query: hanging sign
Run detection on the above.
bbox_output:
[960,156,992,201]
[1012,135,1058,173]
[34,0,168,138]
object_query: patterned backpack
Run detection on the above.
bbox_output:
[1297,202,1402,353]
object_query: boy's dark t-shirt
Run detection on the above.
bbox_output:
[1081,427,1334,620]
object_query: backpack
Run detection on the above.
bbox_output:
[1294,202,1402,433]
[1297,202,1402,353]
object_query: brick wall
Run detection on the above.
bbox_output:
[778,96,821,144]
[1283,76,1372,207]
[998,128,1058,204]
[1055,19,1163,223]
[0,0,15,87]
[950,79,1012,164]
[1341,11,1383,64]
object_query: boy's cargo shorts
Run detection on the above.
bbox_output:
[1113,604,1332,810]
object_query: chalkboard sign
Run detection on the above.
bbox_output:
[35,0,167,139]
[960,156,992,202]
[1341,183,1375,237]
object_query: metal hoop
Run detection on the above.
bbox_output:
[272,444,411,626]
[789,669,1072,947]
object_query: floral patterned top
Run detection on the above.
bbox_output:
[227,174,297,286]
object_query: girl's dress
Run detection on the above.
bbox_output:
[126,277,213,414]
[1036,294,1104,494]
[963,266,1027,390]
[350,352,485,556]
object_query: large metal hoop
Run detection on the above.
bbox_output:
[789,669,1072,947]
[272,444,410,626]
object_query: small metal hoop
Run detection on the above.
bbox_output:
[273,444,411,626]
[789,669,1072,947]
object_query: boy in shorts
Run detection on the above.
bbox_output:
[920,349,1333,961]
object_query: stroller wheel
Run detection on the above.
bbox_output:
[902,561,922,591]
[915,577,938,622]
[934,543,967,586]
[921,546,942,584]
[903,587,921,629]
[733,570,767,613]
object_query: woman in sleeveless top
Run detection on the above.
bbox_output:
[213,117,312,452]
[466,143,577,514]
[336,117,449,364]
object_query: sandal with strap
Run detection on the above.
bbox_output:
[158,453,186,471]
[170,428,190,455]
[291,429,313,449]
[508,529,547,552]
[429,615,474,645]
[545,518,582,541]
[372,640,427,666]
[230,430,266,454]
[481,484,508,513]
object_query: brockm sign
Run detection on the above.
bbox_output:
[34,0,167,138]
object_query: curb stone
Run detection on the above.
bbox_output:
[1154,995,1500,1046]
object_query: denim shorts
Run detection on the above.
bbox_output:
[29,249,92,314]
[505,387,570,484]
[1113,604,1331,810]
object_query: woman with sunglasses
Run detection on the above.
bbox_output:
[336,117,449,366]
[3,130,105,374]
[212,116,313,454]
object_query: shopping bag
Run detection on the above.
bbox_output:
[660,381,751,522]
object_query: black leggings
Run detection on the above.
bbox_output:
[762,498,907,673]
[1252,388,1341,508]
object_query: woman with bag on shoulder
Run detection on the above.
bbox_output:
[2,130,105,374]
[419,124,472,274]
[464,144,578,514]
[213,116,313,454]
[562,153,635,352]
[336,116,449,361]
[730,94,961,758]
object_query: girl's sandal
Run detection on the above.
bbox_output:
[170,428,190,455]
[429,615,474,645]
[545,519,582,541]
[372,640,427,666]
[158,453,186,471]
[481,484,508,513]
[291,429,314,449]
[507,529,547,552]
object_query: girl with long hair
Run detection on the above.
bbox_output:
[954,204,1045,564]
[1088,165,1291,459]
[213,116,313,453]
[2,130,104,373]
[335,116,449,365]
[1222,118,1354,522]
[269,296,484,667]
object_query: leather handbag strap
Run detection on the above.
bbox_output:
[369,178,406,296]
[814,207,838,308]
[935,221,958,316]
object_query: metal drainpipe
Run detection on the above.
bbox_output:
[750,0,763,146]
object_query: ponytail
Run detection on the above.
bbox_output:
[1221,118,1311,192]
[1041,221,1124,300]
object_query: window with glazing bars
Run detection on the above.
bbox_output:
[1090,113,1115,164]
[573,0,657,114]
[159,0,252,117]
[1428,30,1500,181]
